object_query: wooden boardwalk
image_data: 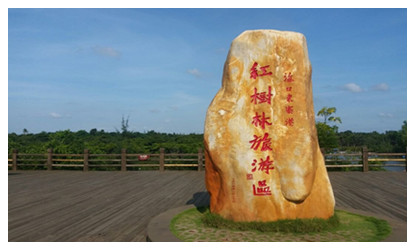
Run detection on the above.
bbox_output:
[8,171,406,242]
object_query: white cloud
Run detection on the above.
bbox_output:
[50,112,62,119]
[342,83,363,93]
[149,108,161,113]
[92,46,121,58]
[49,112,71,119]
[187,68,202,77]
[372,83,389,91]
[378,112,394,118]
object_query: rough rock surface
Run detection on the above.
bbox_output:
[204,30,335,222]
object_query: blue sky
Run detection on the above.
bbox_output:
[8,8,407,134]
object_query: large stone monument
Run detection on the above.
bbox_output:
[204,30,335,222]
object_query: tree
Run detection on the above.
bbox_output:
[121,115,130,134]
[316,107,342,150]
[115,115,130,134]
[316,122,339,149]
[23,128,28,135]
[397,120,407,152]
[317,107,342,124]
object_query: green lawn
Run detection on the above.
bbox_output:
[170,207,391,242]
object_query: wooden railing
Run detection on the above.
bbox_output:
[8,147,406,172]
[322,146,407,172]
[8,148,204,172]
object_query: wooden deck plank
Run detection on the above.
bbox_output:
[328,172,407,221]
[8,171,406,242]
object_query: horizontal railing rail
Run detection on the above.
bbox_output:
[8,148,205,171]
[8,147,405,172]
[322,146,406,172]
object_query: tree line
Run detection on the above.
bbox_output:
[8,124,406,155]
[315,107,406,153]
[8,109,406,154]
[8,129,204,155]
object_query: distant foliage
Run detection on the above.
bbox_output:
[337,125,407,153]
[316,122,339,149]
[8,120,406,154]
[8,130,203,155]
[315,105,406,153]
[316,106,342,149]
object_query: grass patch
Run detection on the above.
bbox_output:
[357,214,391,241]
[170,207,391,242]
[202,209,339,233]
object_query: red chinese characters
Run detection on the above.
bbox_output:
[286,93,293,103]
[285,106,294,114]
[251,156,274,174]
[138,155,150,161]
[248,60,275,197]
[252,180,271,196]
[249,133,272,151]
[250,86,273,105]
[284,72,295,127]
[250,62,272,79]
[285,117,294,126]
[231,178,236,203]
[284,72,294,82]
[252,112,272,129]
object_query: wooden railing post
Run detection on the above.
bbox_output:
[121,148,127,171]
[362,146,369,172]
[405,158,407,172]
[405,147,407,172]
[12,149,18,171]
[159,148,165,172]
[197,148,203,171]
[47,148,53,171]
[83,149,89,172]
